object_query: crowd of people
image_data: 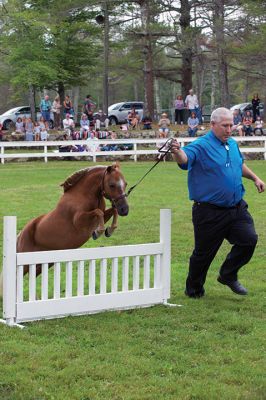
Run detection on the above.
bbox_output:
[1,91,264,144]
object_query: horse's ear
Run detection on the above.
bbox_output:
[114,161,120,169]
[106,165,113,173]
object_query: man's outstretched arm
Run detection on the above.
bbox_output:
[242,163,265,193]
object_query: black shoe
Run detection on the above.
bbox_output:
[217,276,248,295]
[185,289,205,299]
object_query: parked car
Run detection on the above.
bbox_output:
[230,102,264,118]
[0,106,54,130]
[108,101,144,125]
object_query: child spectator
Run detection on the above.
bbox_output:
[253,116,264,135]
[34,121,41,141]
[40,121,49,141]
[80,114,90,139]
[25,117,34,141]
[15,117,25,134]
[158,113,171,136]
[243,111,253,136]
[187,112,199,137]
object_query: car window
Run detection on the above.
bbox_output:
[120,103,132,110]
[17,107,30,114]
[132,103,143,109]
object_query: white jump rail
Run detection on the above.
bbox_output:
[0,209,174,328]
[0,136,266,163]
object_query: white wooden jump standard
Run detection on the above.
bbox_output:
[0,209,176,328]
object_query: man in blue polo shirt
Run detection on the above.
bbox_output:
[171,107,265,298]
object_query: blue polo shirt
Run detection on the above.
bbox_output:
[179,131,245,207]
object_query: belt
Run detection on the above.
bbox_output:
[193,201,242,210]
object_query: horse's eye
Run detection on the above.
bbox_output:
[109,184,115,189]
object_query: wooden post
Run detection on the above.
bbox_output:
[160,209,171,301]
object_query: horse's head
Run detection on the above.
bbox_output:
[103,163,129,216]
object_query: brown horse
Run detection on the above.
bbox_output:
[0,163,129,291]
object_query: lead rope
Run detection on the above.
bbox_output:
[126,137,174,197]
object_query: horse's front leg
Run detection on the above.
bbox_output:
[104,207,118,237]
[73,209,105,240]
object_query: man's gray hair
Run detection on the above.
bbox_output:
[211,107,233,123]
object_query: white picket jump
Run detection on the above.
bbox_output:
[0,209,172,327]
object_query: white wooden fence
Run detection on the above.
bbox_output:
[0,136,266,163]
[0,209,172,327]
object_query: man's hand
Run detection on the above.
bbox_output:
[170,139,188,164]
[170,139,182,154]
[254,178,265,193]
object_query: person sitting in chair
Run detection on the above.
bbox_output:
[127,107,140,129]
[242,111,253,136]
[158,113,171,136]
[94,109,109,130]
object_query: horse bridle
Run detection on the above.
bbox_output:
[100,138,174,206]
[100,168,127,209]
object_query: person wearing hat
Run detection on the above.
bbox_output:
[158,112,171,136]
[95,109,109,130]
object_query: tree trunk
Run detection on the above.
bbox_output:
[72,86,80,123]
[58,81,65,121]
[213,0,230,107]
[154,78,161,119]
[180,0,193,99]
[140,0,154,119]
[103,1,109,115]
[29,84,36,122]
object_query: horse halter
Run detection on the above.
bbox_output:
[100,168,127,208]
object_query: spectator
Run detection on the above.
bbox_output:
[243,111,253,136]
[127,107,140,129]
[158,112,171,136]
[142,113,152,129]
[174,95,185,125]
[25,117,34,141]
[185,89,202,123]
[0,122,3,141]
[52,95,61,129]
[95,109,109,130]
[232,109,244,136]
[187,112,199,137]
[15,117,25,134]
[63,113,75,137]
[101,131,118,151]
[79,114,90,139]
[40,95,52,123]
[40,121,49,141]
[34,121,41,141]
[253,116,264,135]
[251,94,260,123]
[63,95,74,116]
[83,94,96,122]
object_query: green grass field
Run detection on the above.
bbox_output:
[0,160,265,400]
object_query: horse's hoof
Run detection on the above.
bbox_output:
[92,231,98,240]
[105,228,112,237]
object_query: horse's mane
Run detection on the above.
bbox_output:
[60,166,106,192]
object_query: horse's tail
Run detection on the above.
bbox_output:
[0,270,3,299]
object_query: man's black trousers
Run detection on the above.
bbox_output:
[186,199,258,296]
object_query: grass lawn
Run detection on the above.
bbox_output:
[0,160,265,400]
